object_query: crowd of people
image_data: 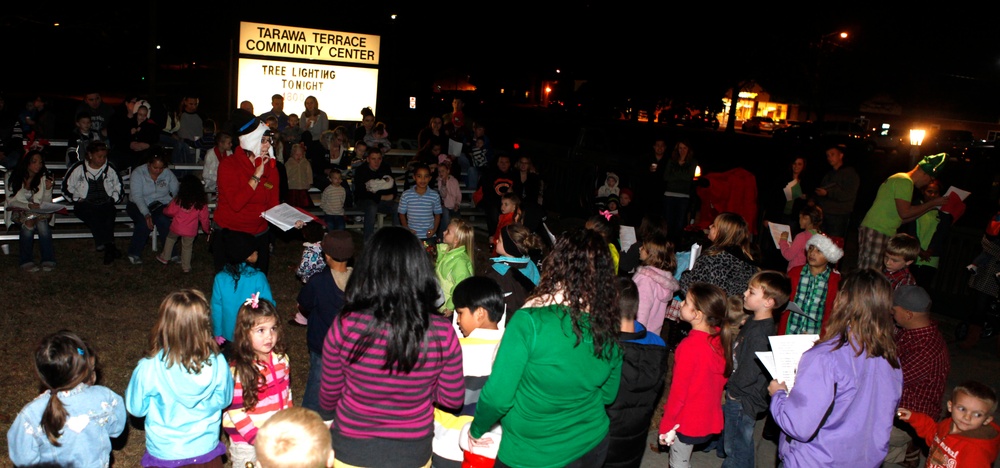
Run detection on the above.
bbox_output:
[5,90,1000,468]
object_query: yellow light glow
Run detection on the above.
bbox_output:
[694,165,702,179]
[738,92,758,99]
[545,87,551,94]
[910,129,926,146]
[839,32,848,39]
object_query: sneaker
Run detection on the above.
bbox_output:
[170,255,181,263]
[155,256,169,265]
[41,262,55,272]
[95,244,105,252]
[21,263,39,273]
[967,264,978,273]
[127,255,143,265]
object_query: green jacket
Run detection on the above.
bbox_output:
[662,157,698,195]
[435,244,473,311]
[470,304,623,467]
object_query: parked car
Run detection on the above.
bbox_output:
[690,110,720,130]
[871,127,905,151]
[926,129,976,157]
[741,116,776,134]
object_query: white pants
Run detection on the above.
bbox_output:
[669,440,694,468]
[229,440,258,468]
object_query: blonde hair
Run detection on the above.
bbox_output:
[448,218,476,272]
[709,212,754,260]
[147,289,220,374]
[641,234,677,273]
[822,269,899,368]
[256,407,333,468]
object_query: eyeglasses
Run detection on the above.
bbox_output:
[261,136,274,144]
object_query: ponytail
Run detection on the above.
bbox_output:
[35,331,94,446]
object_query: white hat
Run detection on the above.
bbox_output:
[806,234,843,263]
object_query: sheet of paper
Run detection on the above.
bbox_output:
[944,186,970,201]
[619,226,637,254]
[755,352,777,379]
[448,138,464,157]
[783,180,798,201]
[261,203,314,231]
[768,334,819,392]
[30,202,70,214]
[542,222,557,245]
[689,243,702,271]
[768,222,792,249]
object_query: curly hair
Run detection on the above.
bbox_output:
[231,298,285,411]
[176,174,208,210]
[530,228,620,359]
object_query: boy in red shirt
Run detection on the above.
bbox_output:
[898,380,1000,467]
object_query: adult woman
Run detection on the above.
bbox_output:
[662,140,698,236]
[62,141,124,264]
[677,212,759,298]
[125,153,179,264]
[4,150,56,272]
[299,96,329,142]
[319,227,464,468]
[768,156,812,229]
[313,129,350,190]
[470,228,623,468]
[127,101,160,169]
[417,115,448,158]
[214,110,281,274]
[353,106,375,143]
[768,269,902,467]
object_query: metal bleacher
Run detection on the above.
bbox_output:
[0,141,486,242]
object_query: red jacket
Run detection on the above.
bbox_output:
[907,411,1000,468]
[214,147,279,235]
[778,265,840,336]
[659,329,727,437]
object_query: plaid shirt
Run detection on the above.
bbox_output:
[787,266,831,335]
[884,267,916,290]
[896,324,950,418]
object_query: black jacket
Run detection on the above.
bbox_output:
[604,326,667,468]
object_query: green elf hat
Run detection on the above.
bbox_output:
[918,153,947,177]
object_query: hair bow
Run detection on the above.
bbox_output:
[244,292,260,309]
[599,210,613,221]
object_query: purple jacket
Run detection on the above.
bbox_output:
[632,265,679,337]
[770,336,902,467]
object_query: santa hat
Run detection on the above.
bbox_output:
[806,234,843,264]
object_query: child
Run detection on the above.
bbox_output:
[126,289,234,466]
[398,163,443,242]
[968,206,1000,273]
[202,131,233,193]
[8,330,126,467]
[212,230,275,344]
[778,204,823,273]
[658,282,734,468]
[68,112,103,164]
[490,192,522,256]
[768,269,903,467]
[284,143,313,208]
[320,168,347,231]
[437,160,462,239]
[158,174,210,273]
[779,233,842,336]
[604,277,668,468]
[223,295,292,468]
[486,223,544,320]
[884,233,920,289]
[586,212,621,274]
[296,222,327,284]
[298,231,354,417]
[632,233,680,337]
[596,171,621,208]
[436,218,475,313]
[363,121,392,154]
[282,113,304,145]
[898,381,1000,467]
[723,271,791,468]
[433,276,506,467]
[256,407,335,468]
[468,136,489,172]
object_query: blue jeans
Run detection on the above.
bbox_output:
[301,351,336,421]
[662,195,691,238]
[19,219,55,266]
[126,202,173,257]
[721,396,756,468]
[324,214,346,232]
[357,198,399,241]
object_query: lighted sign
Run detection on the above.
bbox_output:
[738,92,758,99]
[409,97,416,109]
[236,58,378,122]
[239,22,380,65]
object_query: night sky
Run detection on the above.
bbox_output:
[6,3,1000,120]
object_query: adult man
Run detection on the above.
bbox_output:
[76,92,115,138]
[352,147,400,241]
[259,94,288,131]
[885,285,950,468]
[857,153,946,270]
[814,145,859,238]
[171,96,203,170]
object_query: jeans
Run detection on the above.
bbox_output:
[663,195,691,238]
[324,214,346,232]
[823,213,851,238]
[74,201,118,247]
[721,397,756,468]
[301,351,336,421]
[357,198,399,240]
[126,202,172,258]
[19,219,55,266]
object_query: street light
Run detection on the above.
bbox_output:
[909,129,926,166]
